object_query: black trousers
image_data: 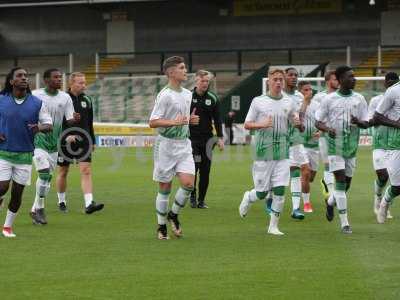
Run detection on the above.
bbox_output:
[226,127,233,145]
[191,139,214,203]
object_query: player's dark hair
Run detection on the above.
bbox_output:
[385,72,399,82]
[162,56,185,74]
[298,81,311,90]
[285,67,298,74]
[43,68,60,80]
[0,67,31,95]
[335,65,352,82]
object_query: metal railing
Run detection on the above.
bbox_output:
[1,45,399,81]
[1,66,400,93]
[2,53,74,73]
[96,46,353,76]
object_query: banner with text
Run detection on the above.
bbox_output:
[234,0,342,16]
[96,136,155,148]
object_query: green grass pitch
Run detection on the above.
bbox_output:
[0,146,399,299]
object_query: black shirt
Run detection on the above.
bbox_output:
[189,88,223,141]
[61,92,95,145]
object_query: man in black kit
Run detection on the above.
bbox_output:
[224,111,236,145]
[189,70,224,209]
[56,72,104,214]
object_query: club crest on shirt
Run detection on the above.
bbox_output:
[192,98,198,103]
[205,99,212,106]
[81,101,87,108]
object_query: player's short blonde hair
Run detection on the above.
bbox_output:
[195,69,213,80]
[196,70,209,77]
[324,70,336,81]
[69,72,85,84]
[268,68,285,78]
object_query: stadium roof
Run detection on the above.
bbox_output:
[0,0,165,8]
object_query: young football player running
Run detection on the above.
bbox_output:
[239,68,302,235]
[149,56,200,239]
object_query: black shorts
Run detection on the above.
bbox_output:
[191,138,216,162]
[58,127,94,166]
[57,142,92,166]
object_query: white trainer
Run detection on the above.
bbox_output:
[2,227,16,238]
[387,210,394,219]
[267,226,284,235]
[239,191,251,218]
[377,200,389,224]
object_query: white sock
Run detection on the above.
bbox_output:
[248,189,262,203]
[32,178,49,211]
[32,195,45,212]
[84,193,93,208]
[57,192,66,204]
[269,195,284,229]
[334,189,349,227]
[339,213,349,228]
[327,193,335,206]
[4,209,17,228]
[290,176,301,210]
[156,192,169,225]
[269,213,280,229]
[171,187,191,214]
[37,197,44,209]
[271,195,284,215]
[374,182,382,210]
[302,193,310,204]
[324,170,334,194]
[37,178,49,197]
[374,194,381,209]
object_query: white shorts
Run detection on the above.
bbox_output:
[252,159,290,192]
[319,137,329,164]
[153,136,195,183]
[305,147,320,171]
[328,155,356,177]
[33,149,58,172]
[289,144,309,167]
[0,159,32,186]
[372,149,390,171]
[386,150,400,186]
